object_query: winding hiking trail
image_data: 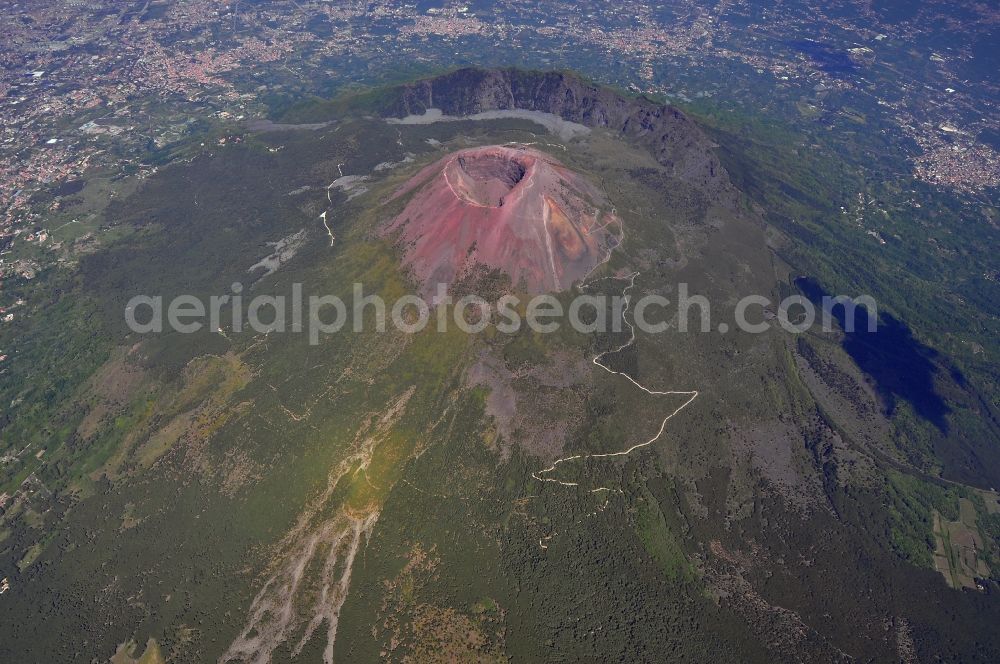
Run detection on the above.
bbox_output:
[531,271,700,489]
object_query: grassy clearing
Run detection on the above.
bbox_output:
[110,638,165,664]
[635,484,694,583]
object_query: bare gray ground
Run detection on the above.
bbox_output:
[388,108,591,141]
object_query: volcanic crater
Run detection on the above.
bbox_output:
[385,145,621,294]
[449,152,527,208]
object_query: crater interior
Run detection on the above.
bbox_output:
[451,153,529,208]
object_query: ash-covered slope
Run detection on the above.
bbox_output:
[382,67,729,201]
[384,145,620,294]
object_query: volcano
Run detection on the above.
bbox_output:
[384,145,620,294]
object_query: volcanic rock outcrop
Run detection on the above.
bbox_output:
[382,67,732,202]
[384,145,620,294]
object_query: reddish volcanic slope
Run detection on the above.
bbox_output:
[384,145,621,294]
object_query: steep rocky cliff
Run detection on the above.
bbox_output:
[382,67,730,200]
